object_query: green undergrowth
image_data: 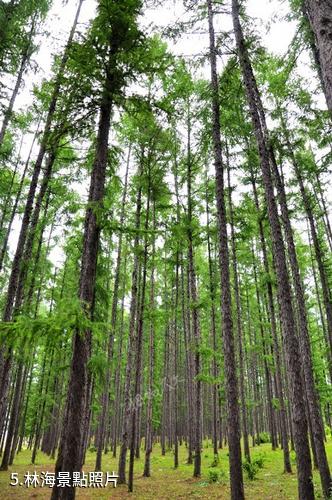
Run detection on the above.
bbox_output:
[0,439,331,498]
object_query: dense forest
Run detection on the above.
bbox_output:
[0,0,332,498]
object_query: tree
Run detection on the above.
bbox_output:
[206,1,244,498]
[232,0,314,497]
[304,0,332,114]
[52,2,143,498]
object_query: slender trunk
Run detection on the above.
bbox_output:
[128,180,151,492]
[251,246,277,451]
[173,157,181,469]
[14,151,57,313]
[143,203,156,477]
[51,53,112,500]
[226,149,250,462]
[232,2,314,496]
[0,363,24,470]
[181,255,194,464]
[205,175,219,458]
[31,348,55,464]
[251,175,291,472]
[17,357,34,453]
[111,246,127,457]
[206,2,244,497]
[95,151,130,471]
[305,0,332,114]
[118,163,143,485]
[186,104,202,478]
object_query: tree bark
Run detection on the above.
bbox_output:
[186,103,202,478]
[251,174,291,472]
[128,180,151,492]
[0,117,41,274]
[205,172,219,459]
[143,202,156,477]
[118,160,143,485]
[51,55,112,500]
[232,1,314,497]
[206,2,244,498]
[226,149,251,462]
[95,149,130,471]
[305,0,332,114]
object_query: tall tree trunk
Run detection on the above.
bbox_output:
[0,362,24,470]
[206,2,244,497]
[31,348,55,464]
[51,54,112,500]
[205,171,219,459]
[251,174,291,472]
[143,202,156,477]
[128,182,151,492]
[232,2,314,497]
[186,103,202,478]
[110,250,127,457]
[14,150,57,313]
[17,357,34,453]
[251,247,277,451]
[181,252,194,464]
[0,116,41,274]
[173,156,181,469]
[172,251,180,468]
[118,161,143,485]
[226,149,251,462]
[95,149,130,471]
[305,0,332,114]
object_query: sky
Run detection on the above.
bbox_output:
[4,0,326,267]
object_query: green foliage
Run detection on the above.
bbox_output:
[256,432,270,444]
[253,454,266,469]
[207,468,226,484]
[242,458,260,481]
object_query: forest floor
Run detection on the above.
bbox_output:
[0,439,331,499]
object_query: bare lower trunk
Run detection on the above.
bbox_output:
[226,151,250,462]
[118,163,143,485]
[205,172,219,458]
[95,153,130,471]
[128,186,150,492]
[186,104,201,478]
[251,175,291,472]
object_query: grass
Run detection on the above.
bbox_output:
[0,439,331,499]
